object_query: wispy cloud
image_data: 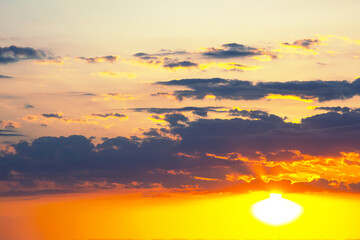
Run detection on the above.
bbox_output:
[76,55,119,63]
[0,74,13,78]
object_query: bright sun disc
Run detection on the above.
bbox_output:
[251,193,303,226]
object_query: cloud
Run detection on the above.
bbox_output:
[172,110,360,157]
[130,106,224,117]
[143,128,164,138]
[24,104,34,109]
[163,113,189,127]
[76,55,119,63]
[4,109,360,196]
[42,113,63,119]
[25,112,128,128]
[67,92,97,96]
[228,108,283,121]
[0,74,13,78]
[0,45,50,64]
[155,77,360,102]
[133,50,188,60]
[315,106,354,113]
[282,38,321,49]
[0,129,22,137]
[36,57,64,65]
[0,120,21,129]
[88,113,127,119]
[274,38,322,55]
[132,45,268,71]
[4,109,360,195]
[132,52,198,71]
[163,61,198,69]
[201,43,276,59]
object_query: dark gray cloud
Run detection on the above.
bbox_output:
[173,111,360,157]
[130,106,224,117]
[314,106,360,113]
[228,109,284,121]
[133,50,199,70]
[3,110,360,195]
[163,61,198,69]
[0,129,22,137]
[156,77,360,102]
[67,92,97,96]
[90,113,127,118]
[0,45,49,64]
[0,135,232,195]
[42,113,63,119]
[164,113,189,127]
[0,74,13,78]
[133,50,188,59]
[24,104,34,109]
[133,51,187,64]
[282,38,320,49]
[76,55,118,63]
[202,43,275,59]
[133,44,273,70]
[143,128,163,138]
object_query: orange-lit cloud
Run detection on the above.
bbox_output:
[0,120,21,129]
[0,144,16,156]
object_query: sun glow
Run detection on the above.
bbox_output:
[251,193,303,226]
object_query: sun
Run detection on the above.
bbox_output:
[251,193,303,226]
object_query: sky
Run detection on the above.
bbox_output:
[1,0,360,239]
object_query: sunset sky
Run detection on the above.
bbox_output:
[1,1,360,239]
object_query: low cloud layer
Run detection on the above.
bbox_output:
[2,109,360,195]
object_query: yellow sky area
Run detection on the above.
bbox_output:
[1,191,360,240]
[317,35,360,46]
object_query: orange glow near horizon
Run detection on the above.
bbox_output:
[1,191,360,240]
